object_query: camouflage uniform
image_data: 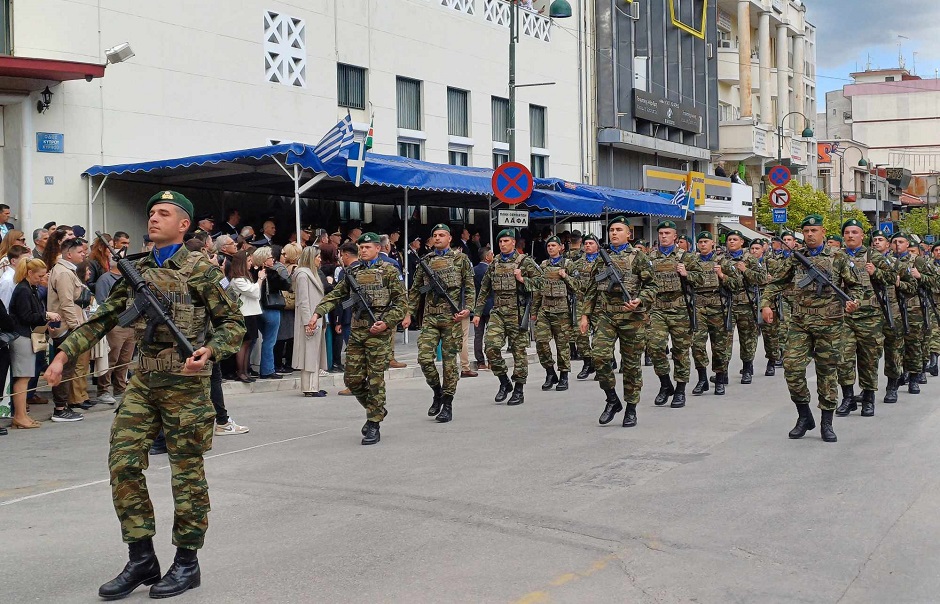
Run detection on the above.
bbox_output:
[647,246,704,385]
[894,252,935,377]
[880,251,906,388]
[837,246,890,394]
[568,250,598,361]
[727,250,765,371]
[691,251,740,377]
[758,254,784,366]
[533,256,577,373]
[58,245,245,549]
[930,258,940,363]
[408,249,475,396]
[474,251,542,384]
[315,259,407,422]
[762,245,861,412]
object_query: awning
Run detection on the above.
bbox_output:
[537,179,684,218]
[526,189,604,217]
[0,55,106,86]
[719,220,767,242]
[84,143,303,178]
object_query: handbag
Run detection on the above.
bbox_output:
[283,289,296,311]
[31,327,50,353]
[263,280,286,310]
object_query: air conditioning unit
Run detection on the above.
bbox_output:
[627,1,640,20]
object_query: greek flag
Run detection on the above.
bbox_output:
[313,115,354,163]
[672,182,687,208]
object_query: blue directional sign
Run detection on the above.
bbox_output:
[772,208,788,224]
[768,165,791,187]
[881,222,894,236]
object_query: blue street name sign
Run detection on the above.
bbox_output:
[772,208,788,224]
[37,132,65,153]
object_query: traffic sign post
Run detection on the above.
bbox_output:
[491,162,533,205]
[769,186,791,208]
[772,208,788,224]
[768,165,791,187]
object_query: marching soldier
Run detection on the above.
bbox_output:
[532,236,577,391]
[473,228,542,406]
[691,232,740,396]
[928,243,940,376]
[583,216,657,427]
[836,219,892,417]
[827,234,844,249]
[401,224,475,423]
[571,235,601,379]
[870,230,906,403]
[750,239,781,376]
[761,214,861,443]
[311,233,408,445]
[647,220,704,408]
[45,191,246,599]
[725,230,766,384]
[891,232,936,394]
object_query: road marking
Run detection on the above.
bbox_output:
[0,426,347,507]
[512,553,620,603]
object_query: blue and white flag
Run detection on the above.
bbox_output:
[672,182,687,208]
[313,115,354,163]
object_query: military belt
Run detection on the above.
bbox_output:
[696,293,721,307]
[793,303,842,317]
[653,297,686,310]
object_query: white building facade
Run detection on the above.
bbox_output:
[2,0,582,238]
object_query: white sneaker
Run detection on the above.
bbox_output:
[215,420,249,435]
[97,392,116,405]
[319,369,329,377]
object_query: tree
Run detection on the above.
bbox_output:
[897,207,940,238]
[756,181,871,234]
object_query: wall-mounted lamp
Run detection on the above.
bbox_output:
[105,42,135,65]
[36,86,53,114]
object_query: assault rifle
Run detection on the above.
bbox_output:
[774,237,852,303]
[96,232,195,362]
[341,266,379,325]
[718,286,734,332]
[517,259,539,331]
[918,283,940,333]
[680,274,698,333]
[897,288,911,335]
[410,251,462,316]
[595,246,633,303]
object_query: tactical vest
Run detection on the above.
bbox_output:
[598,250,640,312]
[423,252,461,315]
[571,256,596,293]
[131,251,211,376]
[651,254,682,293]
[492,255,525,308]
[845,248,877,309]
[539,260,569,312]
[695,256,722,308]
[791,251,842,317]
[350,263,392,327]
[726,253,751,305]
[895,256,923,312]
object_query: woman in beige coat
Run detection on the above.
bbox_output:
[292,246,328,396]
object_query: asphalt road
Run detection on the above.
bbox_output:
[3,350,940,603]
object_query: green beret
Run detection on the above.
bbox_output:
[841,218,863,233]
[680,235,693,244]
[657,220,677,231]
[357,232,381,244]
[827,234,843,243]
[583,234,598,243]
[780,230,795,238]
[696,232,713,241]
[891,232,909,242]
[546,236,561,245]
[608,215,629,228]
[751,238,766,246]
[870,229,886,240]
[801,214,824,228]
[147,190,194,221]
[431,223,450,235]
[726,229,744,240]
[497,228,517,240]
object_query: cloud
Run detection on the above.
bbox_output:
[809,0,940,70]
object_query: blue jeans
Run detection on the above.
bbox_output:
[259,308,281,376]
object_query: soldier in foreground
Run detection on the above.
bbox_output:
[583,216,656,427]
[311,233,407,445]
[45,191,245,600]
[533,236,577,392]
[402,224,475,423]
[750,238,781,376]
[474,229,542,406]
[761,215,861,443]
[571,235,601,379]
[725,230,766,385]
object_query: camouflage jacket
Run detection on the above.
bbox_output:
[316,259,407,328]
[893,252,934,313]
[569,251,599,316]
[58,245,245,364]
[694,252,742,311]
[407,248,475,317]
[582,244,657,318]
[842,245,893,317]
[646,246,704,310]
[762,245,862,320]
[725,250,765,306]
[473,251,541,315]
[532,256,578,316]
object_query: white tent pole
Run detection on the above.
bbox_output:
[403,188,409,345]
[87,177,93,237]
[488,196,494,250]
[293,164,302,244]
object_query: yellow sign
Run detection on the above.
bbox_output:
[669,0,708,40]
[687,171,706,208]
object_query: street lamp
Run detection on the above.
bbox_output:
[776,111,814,163]
[508,0,571,161]
[928,183,940,241]
[836,145,868,227]
[870,163,889,230]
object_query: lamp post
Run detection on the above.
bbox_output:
[870,163,888,231]
[508,0,571,161]
[836,146,867,227]
[776,111,814,163]
[928,183,940,242]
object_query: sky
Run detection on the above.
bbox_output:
[808,0,940,106]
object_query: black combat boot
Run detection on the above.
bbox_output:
[495,375,513,402]
[898,373,908,386]
[577,360,594,380]
[149,547,199,599]
[765,359,776,376]
[670,382,687,408]
[714,373,726,395]
[428,385,444,417]
[654,375,674,406]
[691,367,709,395]
[709,373,729,385]
[570,342,580,360]
[541,367,559,391]
[883,377,899,404]
[860,390,875,417]
[788,403,816,439]
[507,382,525,406]
[820,410,838,443]
[598,389,623,425]
[929,353,939,377]
[917,371,927,385]
[741,361,754,385]
[622,403,638,427]
[908,372,921,394]
[436,395,453,423]
[98,538,161,600]
[836,385,857,416]
[555,371,569,391]
[361,421,381,445]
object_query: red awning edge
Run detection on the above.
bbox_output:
[0,55,106,82]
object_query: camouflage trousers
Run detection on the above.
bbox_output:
[901,310,927,373]
[109,372,214,549]
[649,308,692,382]
[783,317,842,411]
[732,304,759,362]
[417,314,463,396]
[345,328,393,422]
[575,317,593,359]
[485,308,529,383]
[691,307,731,373]
[534,312,572,371]
[760,311,782,361]
[883,320,905,379]
[930,311,940,354]
[837,311,884,391]
[592,313,646,405]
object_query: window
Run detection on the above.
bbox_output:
[492,97,510,143]
[0,0,11,55]
[396,77,422,130]
[449,208,466,223]
[264,11,306,87]
[493,152,509,168]
[531,154,547,178]
[719,102,735,122]
[449,150,469,166]
[399,141,421,160]
[340,201,364,222]
[529,105,546,148]
[448,87,470,137]
[337,64,366,110]
[718,30,733,49]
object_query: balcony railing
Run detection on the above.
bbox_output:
[484,0,510,26]
[483,0,552,42]
[441,0,475,16]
